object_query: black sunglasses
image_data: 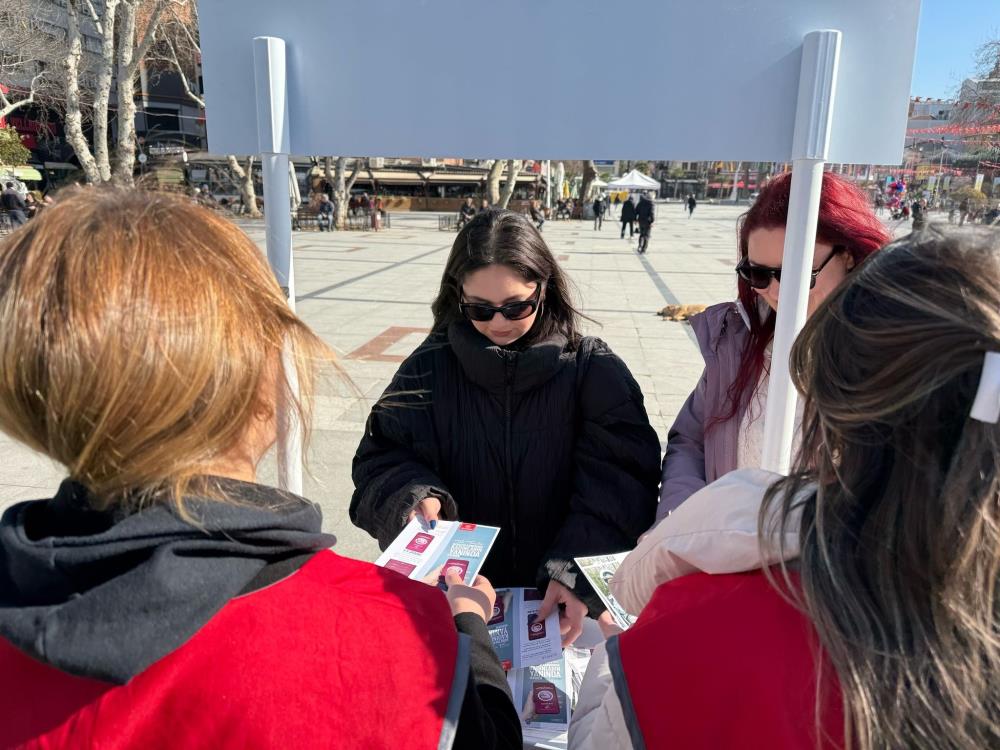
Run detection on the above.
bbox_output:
[460,283,543,322]
[736,245,845,290]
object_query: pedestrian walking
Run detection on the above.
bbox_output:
[593,193,606,230]
[635,192,655,253]
[620,195,636,238]
[686,194,697,217]
[351,209,661,646]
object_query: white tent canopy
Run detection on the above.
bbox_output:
[607,170,660,191]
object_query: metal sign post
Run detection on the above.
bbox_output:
[253,36,303,495]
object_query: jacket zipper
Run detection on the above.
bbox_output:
[503,354,517,564]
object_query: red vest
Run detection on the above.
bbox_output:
[0,551,462,749]
[612,571,844,750]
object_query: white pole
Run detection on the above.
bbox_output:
[760,29,841,474]
[545,160,552,213]
[253,36,303,494]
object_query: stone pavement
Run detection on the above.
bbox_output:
[0,202,909,561]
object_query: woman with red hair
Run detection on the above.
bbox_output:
[653,172,890,520]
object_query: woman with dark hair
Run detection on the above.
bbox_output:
[654,172,891,519]
[351,209,661,645]
[571,226,1000,749]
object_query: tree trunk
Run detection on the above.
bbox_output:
[113,0,138,186]
[227,155,261,217]
[325,156,362,229]
[498,160,522,209]
[92,0,119,182]
[62,2,101,184]
[486,160,504,205]
[580,160,597,204]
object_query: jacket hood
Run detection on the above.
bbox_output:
[612,468,810,616]
[0,477,334,684]
[447,320,571,395]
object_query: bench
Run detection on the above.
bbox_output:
[292,207,321,231]
[346,211,392,231]
[439,214,458,231]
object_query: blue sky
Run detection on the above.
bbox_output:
[910,1,999,98]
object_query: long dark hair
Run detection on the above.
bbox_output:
[761,226,1000,749]
[431,209,588,348]
[714,172,891,426]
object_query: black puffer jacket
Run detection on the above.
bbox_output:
[350,321,661,613]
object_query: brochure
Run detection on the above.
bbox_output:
[508,652,573,744]
[574,553,637,630]
[487,588,561,670]
[375,518,499,585]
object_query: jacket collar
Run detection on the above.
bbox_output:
[447,320,570,395]
[0,477,334,684]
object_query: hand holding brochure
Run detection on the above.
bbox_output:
[487,588,561,670]
[376,518,499,585]
[574,553,637,630]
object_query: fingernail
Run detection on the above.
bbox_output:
[430,520,437,529]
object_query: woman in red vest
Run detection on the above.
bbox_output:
[0,189,520,749]
[571,227,1000,749]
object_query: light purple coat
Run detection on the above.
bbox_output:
[656,301,752,520]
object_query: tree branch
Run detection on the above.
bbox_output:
[129,0,173,77]
[164,34,204,107]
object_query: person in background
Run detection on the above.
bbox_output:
[652,172,890,520]
[459,196,477,229]
[593,193,606,230]
[529,199,545,231]
[2,181,28,226]
[620,195,636,238]
[572,226,1000,750]
[317,193,334,231]
[686,194,697,217]
[479,197,491,214]
[0,188,521,749]
[351,209,660,647]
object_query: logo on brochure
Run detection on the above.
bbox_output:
[488,597,505,625]
[441,559,469,579]
[459,523,477,530]
[384,559,416,576]
[405,532,434,553]
[532,682,560,714]
[527,613,546,640]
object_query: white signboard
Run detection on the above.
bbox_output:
[198,0,919,163]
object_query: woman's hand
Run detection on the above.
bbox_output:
[596,610,623,639]
[444,571,496,622]
[538,579,588,647]
[407,496,442,526]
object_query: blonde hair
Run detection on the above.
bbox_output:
[762,226,1000,749]
[0,187,332,513]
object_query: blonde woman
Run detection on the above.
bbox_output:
[0,189,520,749]
[571,226,1000,749]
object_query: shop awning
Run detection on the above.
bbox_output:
[14,166,43,181]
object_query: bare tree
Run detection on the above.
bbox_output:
[323,157,364,229]
[497,159,523,209]
[485,159,504,205]
[0,1,63,121]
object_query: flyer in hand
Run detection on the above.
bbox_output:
[375,518,499,585]
[574,553,637,630]
[508,652,573,742]
[487,588,561,671]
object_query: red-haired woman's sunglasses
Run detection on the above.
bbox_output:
[460,284,542,322]
[736,245,845,290]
